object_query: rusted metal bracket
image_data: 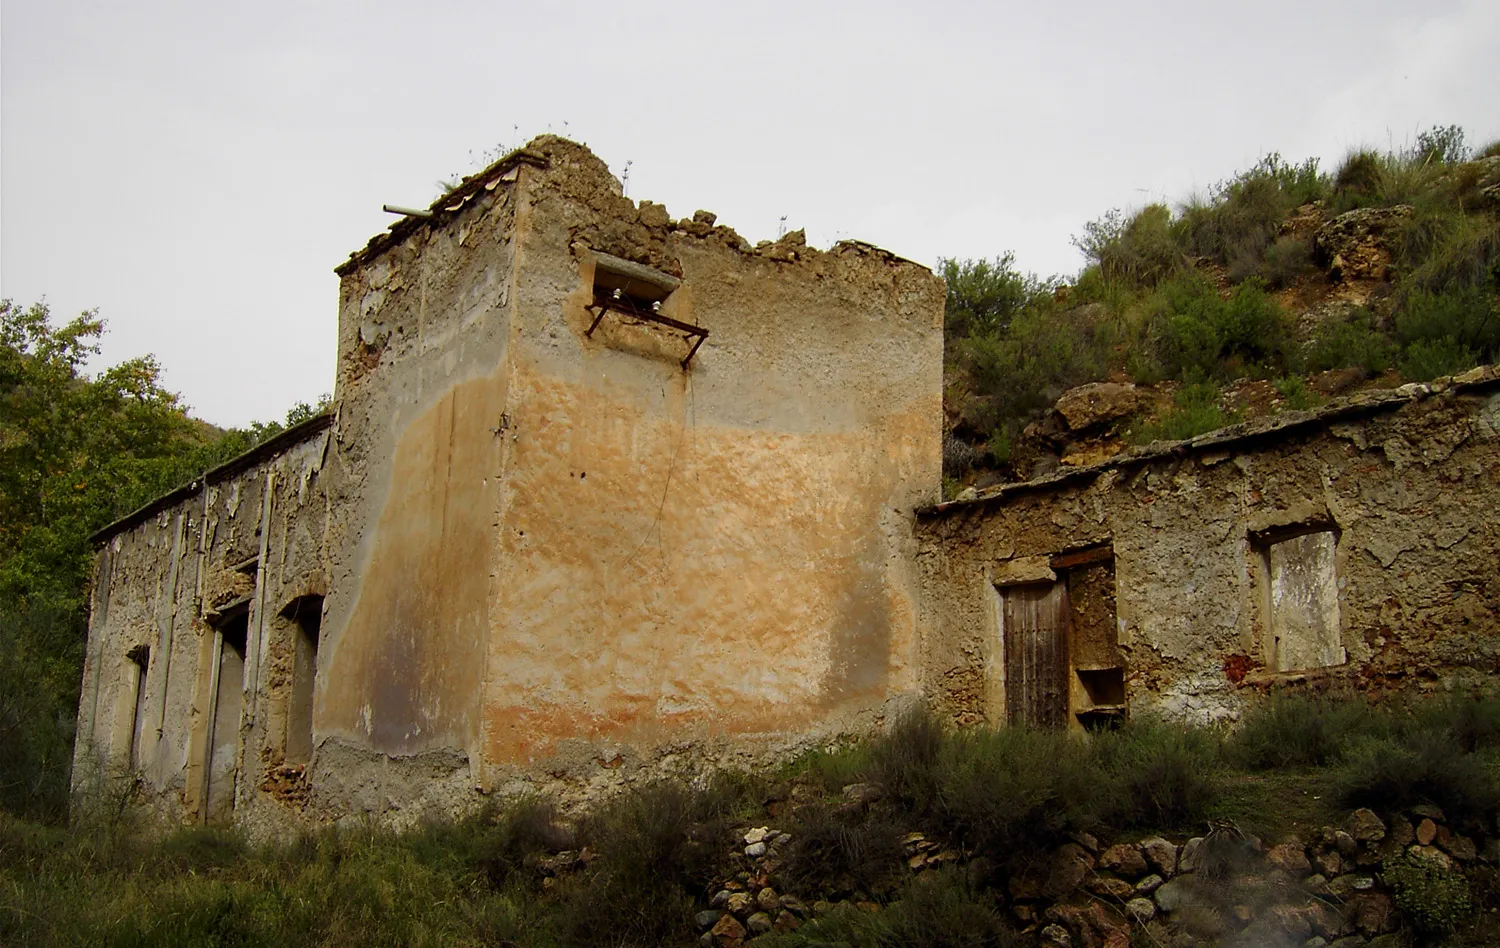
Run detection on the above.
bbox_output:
[585,296,709,369]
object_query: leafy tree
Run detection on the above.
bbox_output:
[0,299,306,820]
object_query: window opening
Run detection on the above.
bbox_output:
[1058,547,1123,731]
[1257,528,1344,672]
[126,645,150,770]
[584,252,707,368]
[283,595,323,766]
[205,606,248,824]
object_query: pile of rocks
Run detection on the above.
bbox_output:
[696,825,808,946]
[689,802,1491,946]
[1019,805,1486,947]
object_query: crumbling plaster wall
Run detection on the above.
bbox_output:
[482,140,944,779]
[73,425,330,830]
[313,149,524,821]
[917,380,1500,726]
[318,136,944,815]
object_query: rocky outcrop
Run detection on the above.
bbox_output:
[1053,382,1144,432]
[1313,205,1413,282]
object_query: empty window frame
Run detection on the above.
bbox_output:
[1257,527,1345,672]
[125,644,151,770]
[205,606,249,824]
[584,253,707,368]
[1054,546,1124,731]
[282,595,323,766]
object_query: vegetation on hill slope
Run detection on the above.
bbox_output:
[942,125,1500,486]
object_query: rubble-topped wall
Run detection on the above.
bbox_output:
[313,136,944,819]
[918,368,1500,727]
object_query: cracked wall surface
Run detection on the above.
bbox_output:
[918,377,1500,727]
[322,137,943,812]
[77,136,943,830]
[73,422,332,831]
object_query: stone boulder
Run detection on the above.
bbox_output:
[1138,837,1179,876]
[1054,382,1143,431]
[1098,843,1149,879]
[708,912,747,946]
[1348,808,1387,842]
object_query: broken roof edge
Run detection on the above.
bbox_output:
[918,364,1500,519]
[335,143,551,277]
[336,135,932,280]
[89,411,334,545]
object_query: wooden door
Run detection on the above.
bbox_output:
[1002,582,1070,728]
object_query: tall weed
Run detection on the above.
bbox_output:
[1228,695,1395,770]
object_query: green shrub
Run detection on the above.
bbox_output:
[1411,691,1500,754]
[855,710,1108,871]
[1397,209,1500,294]
[1401,337,1480,381]
[556,775,763,946]
[1133,383,1234,443]
[0,601,84,822]
[984,428,1012,465]
[1094,719,1221,829]
[1229,695,1394,770]
[870,707,946,813]
[469,797,574,883]
[1384,850,1472,936]
[1331,137,1461,211]
[1081,204,1183,288]
[751,900,881,947]
[1336,735,1500,829]
[926,726,1102,864]
[1179,153,1326,275]
[1394,285,1500,378]
[877,869,1019,947]
[940,255,1052,340]
[782,804,906,897]
[1413,124,1470,166]
[1334,149,1385,202]
[792,742,876,794]
[1070,264,1137,314]
[1300,307,1397,375]
[1479,139,1500,160]
[1256,235,1316,289]
[959,302,1110,443]
[1273,375,1317,411]
[1150,273,1288,381]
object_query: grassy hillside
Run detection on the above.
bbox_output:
[942,125,1500,488]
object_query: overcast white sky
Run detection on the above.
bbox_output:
[4,1,1497,428]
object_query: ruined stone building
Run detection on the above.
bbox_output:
[73,137,1500,831]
